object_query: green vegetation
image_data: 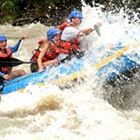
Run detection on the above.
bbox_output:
[0,0,139,25]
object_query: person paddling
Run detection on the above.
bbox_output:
[0,35,26,84]
[30,28,69,72]
[57,10,99,61]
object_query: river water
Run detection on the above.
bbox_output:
[0,4,140,140]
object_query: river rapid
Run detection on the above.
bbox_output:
[0,4,140,140]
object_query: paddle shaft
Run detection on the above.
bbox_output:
[15,39,24,57]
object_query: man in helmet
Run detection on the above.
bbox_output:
[60,10,94,40]
[30,28,69,72]
[57,10,95,62]
[0,35,26,84]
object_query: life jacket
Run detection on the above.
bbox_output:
[58,22,80,53]
[31,39,69,63]
[0,48,12,74]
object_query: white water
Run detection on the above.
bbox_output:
[0,4,140,140]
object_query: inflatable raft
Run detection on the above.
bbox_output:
[1,41,140,95]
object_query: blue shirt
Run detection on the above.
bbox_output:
[0,39,22,77]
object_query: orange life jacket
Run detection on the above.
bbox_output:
[58,22,80,53]
[31,39,69,62]
[0,48,12,74]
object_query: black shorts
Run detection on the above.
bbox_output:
[30,62,38,72]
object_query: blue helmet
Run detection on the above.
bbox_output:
[47,28,60,41]
[69,10,83,21]
[0,35,7,42]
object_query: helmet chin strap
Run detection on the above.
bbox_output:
[5,41,7,47]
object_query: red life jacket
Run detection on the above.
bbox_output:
[58,22,80,53]
[31,39,69,62]
[0,48,12,74]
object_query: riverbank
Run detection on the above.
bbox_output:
[2,11,69,26]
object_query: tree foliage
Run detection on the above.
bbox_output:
[0,0,139,25]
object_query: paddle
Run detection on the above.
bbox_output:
[0,57,35,67]
[94,24,101,36]
[15,39,24,57]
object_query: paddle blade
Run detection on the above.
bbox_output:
[94,24,101,36]
[0,57,31,67]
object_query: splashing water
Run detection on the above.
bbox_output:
[0,4,140,140]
